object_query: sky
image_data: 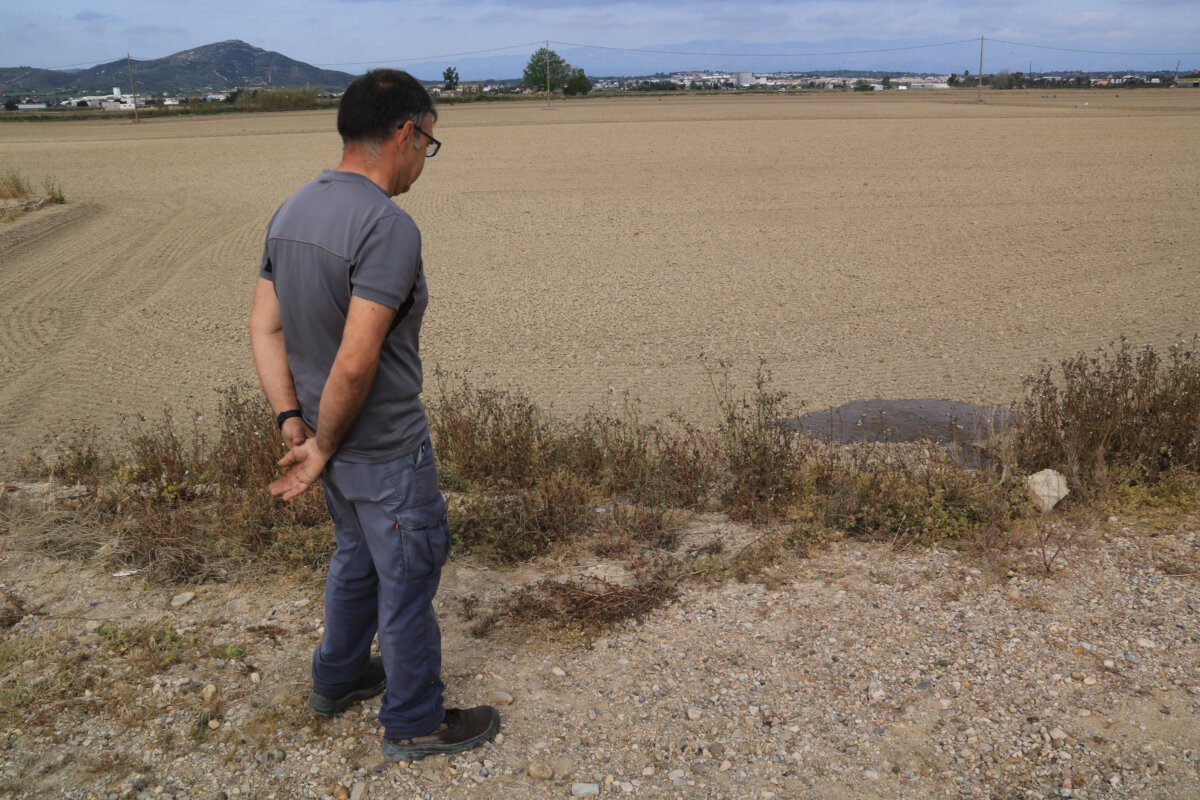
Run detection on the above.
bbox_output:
[5,1,1199,78]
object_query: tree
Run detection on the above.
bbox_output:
[947,73,960,86]
[564,68,592,96]
[523,47,570,93]
[3,98,17,111]
[881,75,892,89]
[443,67,459,92]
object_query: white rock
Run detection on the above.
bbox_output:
[668,769,685,780]
[201,683,217,702]
[551,667,567,678]
[686,707,702,721]
[487,690,514,706]
[1027,469,1069,512]
[170,591,196,607]
[571,784,600,797]
[349,781,367,800]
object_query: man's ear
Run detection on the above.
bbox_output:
[398,120,420,151]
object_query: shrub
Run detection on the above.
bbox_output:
[1011,337,1200,501]
[712,363,809,523]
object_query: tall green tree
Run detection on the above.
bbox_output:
[443,66,459,92]
[523,47,570,93]
[564,68,592,96]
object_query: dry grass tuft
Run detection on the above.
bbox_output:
[467,575,678,637]
[0,168,32,200]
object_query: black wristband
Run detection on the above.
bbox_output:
[276,409,303,430]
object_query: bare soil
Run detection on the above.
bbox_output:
[1,91,1198,466]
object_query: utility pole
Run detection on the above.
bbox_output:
[978,37,984,103]
[127,53,140,123]
[545,39,551,110]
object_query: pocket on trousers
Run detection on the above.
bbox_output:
[396,495,450,581]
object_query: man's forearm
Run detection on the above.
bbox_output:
[249,277,301,416]
[313,359,379,458]
[251,329,301,415]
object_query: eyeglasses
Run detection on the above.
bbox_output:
[411,125,441,158]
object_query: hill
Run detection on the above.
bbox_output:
[0,40,355,97]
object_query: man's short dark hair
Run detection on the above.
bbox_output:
[338,69,436,144]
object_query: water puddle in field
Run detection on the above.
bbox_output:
[795,398,1012,460]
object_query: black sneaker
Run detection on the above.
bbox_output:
[381,706,501,762]
[306,656,386,717]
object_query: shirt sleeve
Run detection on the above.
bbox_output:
[258,205,282,281]
[350,212,422,310]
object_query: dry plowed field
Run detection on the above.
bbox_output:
[1,91,1197,466]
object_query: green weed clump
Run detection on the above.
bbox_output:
[1011,337,1200,504]
[43,176,65,203]
[804,448,1007,546]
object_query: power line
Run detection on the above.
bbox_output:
[985,37,1200,57]
[549,39,980,58]
[313,42,545,68]
[43,56,128,70]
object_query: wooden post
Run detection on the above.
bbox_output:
[978,37,984,103]
[545,40,551,110]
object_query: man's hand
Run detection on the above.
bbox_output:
[270,437,330,501]
[280,415,314,450]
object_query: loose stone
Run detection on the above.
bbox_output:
[526,759,553,781]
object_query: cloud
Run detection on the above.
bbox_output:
[74,10,117,22]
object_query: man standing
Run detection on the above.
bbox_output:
[249,69,498,761]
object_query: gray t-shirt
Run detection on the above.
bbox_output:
[260,169,429,463]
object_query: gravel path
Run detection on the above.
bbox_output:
[2,511,1199,800]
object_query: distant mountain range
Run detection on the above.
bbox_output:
[0,40,355,96]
